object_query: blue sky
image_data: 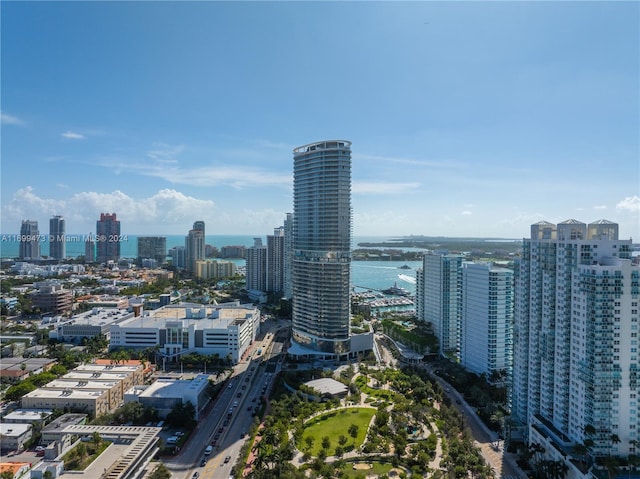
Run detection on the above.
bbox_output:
[1,1,638,239]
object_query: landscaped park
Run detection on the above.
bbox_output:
[238,363,495,479]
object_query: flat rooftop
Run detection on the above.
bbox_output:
[23,388,106,399]
[46,378,121,390]
[60,308,134,328]
[42,413,87,432]
[133,374,209,399]
[0,423,31,436]
[118,302,256,330]
[64,371,130,381]
[0,357,57,371]
[74,363,140,374]
[3,409,52,422]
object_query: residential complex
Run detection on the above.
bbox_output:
[415,253,464,357]
[85,234,95,262]
[246,237,267,292]
[291,140,353,356]
[245,223,288,298]
[460,262,514,377]
[220,245,246,258]
[194,259,236,280]
[266,226,286,294]
[21,362,144,417]
[185,221,205,273]
[49,215,66,260]
[169,245,186,269]
[30,280,73,315]
[283,213,294,299]
[19,219,40,260]
[96,213,121,264]
[137,236,166,263]
[512,219,638,475]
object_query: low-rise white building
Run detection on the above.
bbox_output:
[124,374,210,419]
[51,308,135,343]
[110,302,260,364]
[0,423,32,451]
[2,409,52,425]
[29,461,64,479]
[21,362,144,418]
[41,413,87,445]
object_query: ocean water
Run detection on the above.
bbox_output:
[0,235,419,293]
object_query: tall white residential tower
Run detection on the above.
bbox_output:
[512,219,638,475]
[416,253,463,357]
[246,237,267,292]
[461,262,514,378]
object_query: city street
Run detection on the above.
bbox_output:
[424,365,525,479]
[163,320,281,479]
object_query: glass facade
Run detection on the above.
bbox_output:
[291,140,352,354]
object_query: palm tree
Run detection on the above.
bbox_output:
[572,442,590,472]
[545,459,569,479]
[628,453,639,479]
[262,428,279,447]
[529,442,545,472]
[584,424,597,438]
[611,434,621,447]
[76,442,87,461]
[92,431,102,450]
[604,455,620,479]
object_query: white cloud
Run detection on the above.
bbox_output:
[3,187,65,219]
[150,165,291,189]
[616,196,640,213]
[355,153,465,169]
[461,211,472,216]
[1,112,26,126]
[61,131,85,140]
[353,181,421,194]
[146,143,183,163]
[1,187,216,233]
[89,142,292,190]
[354,211,413,235]
[593,205,607,210]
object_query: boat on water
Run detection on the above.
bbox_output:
[382,282,412,296]
[398,264,412,270]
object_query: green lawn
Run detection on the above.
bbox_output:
[299,408,375,456]
[62,441,111,471]
[338,461,396,478]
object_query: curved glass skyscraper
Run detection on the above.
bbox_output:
[292,140,352,355]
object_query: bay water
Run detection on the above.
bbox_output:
[0,235,421,294]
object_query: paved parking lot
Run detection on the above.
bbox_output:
[0,447,41,466]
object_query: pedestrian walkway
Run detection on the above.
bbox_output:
[431,371,525,478]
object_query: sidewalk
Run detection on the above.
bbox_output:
[432,372,526,478]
